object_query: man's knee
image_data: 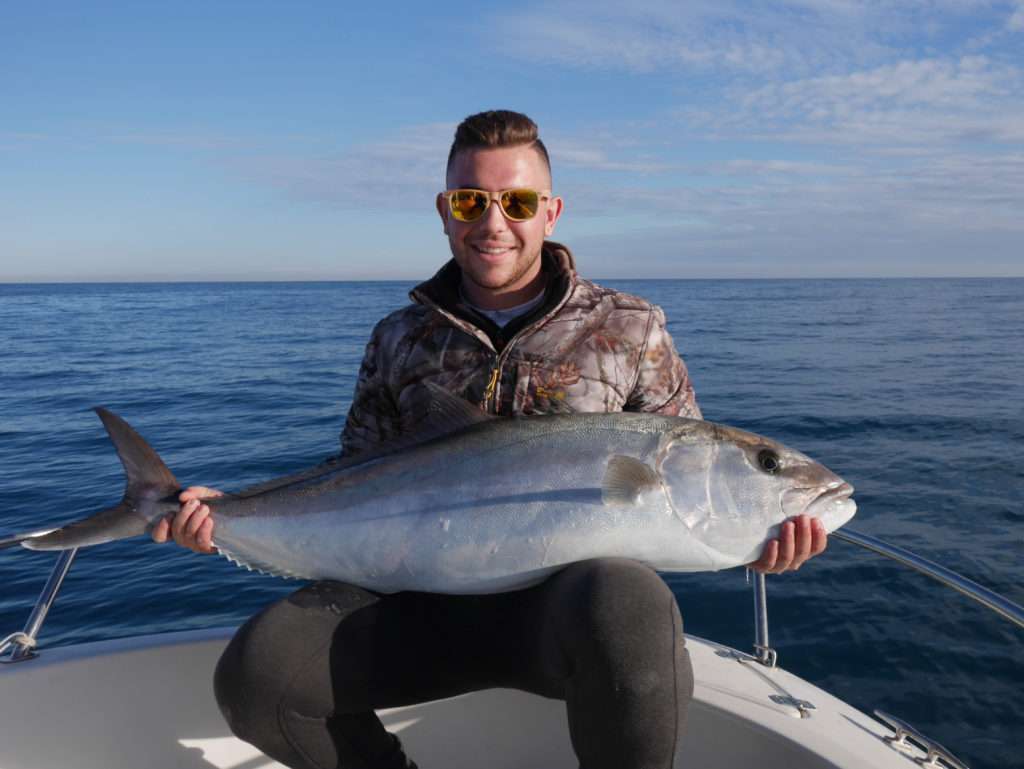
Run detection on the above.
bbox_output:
[560,558,681,637]
[214,582,378,744]
[551,559,686,692]
[214,606,289,744]
[548,559,691,766]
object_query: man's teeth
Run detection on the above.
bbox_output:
[476,246,511,254]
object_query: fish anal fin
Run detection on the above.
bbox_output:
[216,544,308,580]
[602,455,661,506]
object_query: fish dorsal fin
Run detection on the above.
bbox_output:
[349,382,494,457]
[420,382,495,431]
[602,455,661,506]
[232,384,493,499]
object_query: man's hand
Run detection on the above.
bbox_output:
[748,514,827,574]
[152,486,223,554]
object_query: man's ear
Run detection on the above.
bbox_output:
[544,195,564,237]
[436,193,449,235]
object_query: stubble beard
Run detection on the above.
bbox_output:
[462,246,543,296]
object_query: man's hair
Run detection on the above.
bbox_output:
[446,110,551,178]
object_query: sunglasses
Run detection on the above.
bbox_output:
[443,188,550,223]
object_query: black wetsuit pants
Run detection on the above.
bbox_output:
[214,558,693,769]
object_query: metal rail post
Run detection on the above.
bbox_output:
[2,548,78,663]
[751,569,777,667]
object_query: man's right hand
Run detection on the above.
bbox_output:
[152,486,223,554]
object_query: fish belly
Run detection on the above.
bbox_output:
[211,420,731,593]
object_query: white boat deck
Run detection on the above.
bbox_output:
[0,627,930,768]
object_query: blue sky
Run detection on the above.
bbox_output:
[2,1,1022,280]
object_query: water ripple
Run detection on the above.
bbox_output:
[1,278,1022,769]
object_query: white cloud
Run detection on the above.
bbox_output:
[741,57,1012,113]
[491,0,1024,84]
[683,55,1024,148]
[0,132,50,152]
[557,142,1024,275]
[564,148,1024,276]
[552,138,668,174]
[104,131,254,151]
[222,123,454,210]
[1010,1,1024,29]
[719,159,854,176]
[493,1,855,75]
[487,0,1022,77]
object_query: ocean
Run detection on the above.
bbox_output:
[1,278,1021,768]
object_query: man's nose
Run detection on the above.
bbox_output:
[477,197,509,232]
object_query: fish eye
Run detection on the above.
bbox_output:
[757,449,781,475]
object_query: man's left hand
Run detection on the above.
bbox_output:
[748,514,827,574]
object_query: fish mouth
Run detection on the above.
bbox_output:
[805,481,856,524]
[783,480,855,518]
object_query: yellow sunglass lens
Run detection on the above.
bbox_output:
[450,191,488,222]
[501,189,539,221]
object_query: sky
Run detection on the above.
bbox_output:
[2,1,1023,280]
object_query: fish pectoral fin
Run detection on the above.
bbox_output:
[602,455,661,506]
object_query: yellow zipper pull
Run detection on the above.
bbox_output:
[482,365,501,411]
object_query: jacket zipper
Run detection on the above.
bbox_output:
[482,364,501,412]
[412,272,578,415]
[481,320,548,413]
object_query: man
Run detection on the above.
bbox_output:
[156,110,827,769]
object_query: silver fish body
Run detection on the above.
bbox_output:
[9,404,856,595]
[209,412,855,593]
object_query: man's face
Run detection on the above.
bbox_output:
[437,145,563,309]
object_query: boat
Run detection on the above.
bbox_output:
[2,530,1021,769]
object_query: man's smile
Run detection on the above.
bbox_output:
[471,243,517,258]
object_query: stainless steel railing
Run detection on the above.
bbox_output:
[3,525,1022,665]
[751,571,776,667]
[749,525,1024,668]
[831,528,1024,629]
[0,549,78,663]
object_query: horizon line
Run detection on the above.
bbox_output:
[2,275,1024,285]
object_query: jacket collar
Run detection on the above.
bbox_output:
[409,241,578,352]
[410,240,576,312]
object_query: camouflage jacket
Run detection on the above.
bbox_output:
[340,241,700,457]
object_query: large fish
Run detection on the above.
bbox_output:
[2,390,856,593]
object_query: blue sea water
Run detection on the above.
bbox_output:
[0,278,1021,768]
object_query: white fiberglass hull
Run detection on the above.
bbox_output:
[0,628,930,769]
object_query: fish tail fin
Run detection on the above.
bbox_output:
[17,408,180,551]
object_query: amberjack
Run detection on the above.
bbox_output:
[2,389,855,593]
